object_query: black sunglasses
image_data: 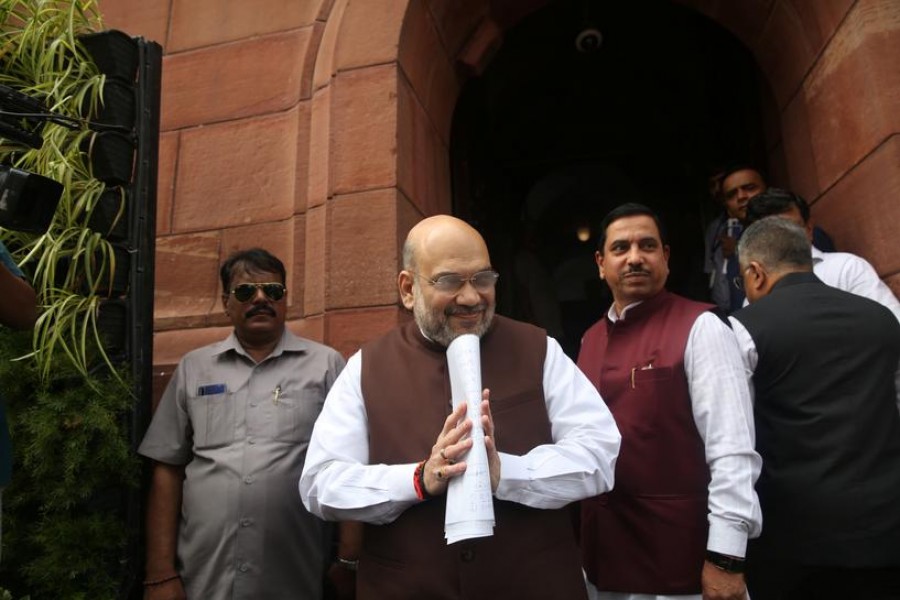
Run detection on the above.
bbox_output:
[229,282,286,303]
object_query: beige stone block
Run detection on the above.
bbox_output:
[787,0,856,52]
[312,0,349,90]
[334,0,408,71]
[397,188,425,249]
[327,189,404,309]
[154,232,221,322]
[290,214,307,319]
[456,17,502,77]
[754,0,816,109]
[399,0,459,143]
[425,0,488,58]
[326,306,409,357]
[426,54,460,144]
[331,64,399,195]
[304,205,326,315]
[397,77,451,217]
[161,29,312,131]
[287,315,325,345]
[780,93,820,200]
[156,131,179,234]
[812,136,900,277]
[300,22,325,101]
[760,78,783,155]
[98,0,170,48]
[293,100,312,214]
[766,141,789,192]
[399,0,441,94]
[167,0,324,52]
[173,109,298,232]
[804,0,900,190]
[307,86,331,209]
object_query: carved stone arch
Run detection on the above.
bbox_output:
[313,0,899,355]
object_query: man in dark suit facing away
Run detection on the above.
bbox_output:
[729,217,900,600]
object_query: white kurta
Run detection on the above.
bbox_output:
[811,247,900,323]
[299,335,622,524]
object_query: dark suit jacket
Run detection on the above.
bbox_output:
[733,271,900,567]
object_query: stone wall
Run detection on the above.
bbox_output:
[98,0,899,402]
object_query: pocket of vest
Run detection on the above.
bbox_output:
[630,365,674,385]
[616,366,676,443]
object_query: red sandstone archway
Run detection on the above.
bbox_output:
[99,0,898,395]
[310,0,899,356]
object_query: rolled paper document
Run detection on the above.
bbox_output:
[444,333,495,544]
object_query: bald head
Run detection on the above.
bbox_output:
[399,215,496,346]
[402,215,490,272]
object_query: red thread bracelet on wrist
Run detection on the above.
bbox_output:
[413,459,432,501]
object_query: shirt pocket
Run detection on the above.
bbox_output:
[272,386,323,444]
[187,391,235,449]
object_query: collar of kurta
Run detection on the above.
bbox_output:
[607,289,671,325]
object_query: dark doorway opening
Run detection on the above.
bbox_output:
[451,0,771,358]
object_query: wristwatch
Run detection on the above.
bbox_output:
[705,550,745,574]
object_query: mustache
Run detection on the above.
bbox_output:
[624,266,649,275]
[446,304,486,316]
[245,305,276,318]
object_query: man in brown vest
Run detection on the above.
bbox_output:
[300,215,621,599]
[578,203,761,600]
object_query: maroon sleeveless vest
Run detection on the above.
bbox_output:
[358,316,587,600]
[578,291,712,594]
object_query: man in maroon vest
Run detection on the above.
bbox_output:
[300,215,622,599]
[578,203,761,600]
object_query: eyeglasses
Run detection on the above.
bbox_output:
[229,282,286,302]
[410,270,499,294]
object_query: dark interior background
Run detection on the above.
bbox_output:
[451,0,769,358]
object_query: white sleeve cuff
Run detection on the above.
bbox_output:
[707,516,749,558]
[494,452,528,500]
[387,462,421,503]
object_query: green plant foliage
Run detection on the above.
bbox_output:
[0,2,141,598]
[0,0,125,383]
[0,328,138,599]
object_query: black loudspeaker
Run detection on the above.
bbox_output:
[0,165,63,233]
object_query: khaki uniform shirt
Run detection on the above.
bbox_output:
[139,329,345,599]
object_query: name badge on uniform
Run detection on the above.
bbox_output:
[198,383,227,396]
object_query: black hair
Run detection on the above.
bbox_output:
[746,187,811,225]
[596,203,667,253]
[720,162,767,185]
[219,247,286,292]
